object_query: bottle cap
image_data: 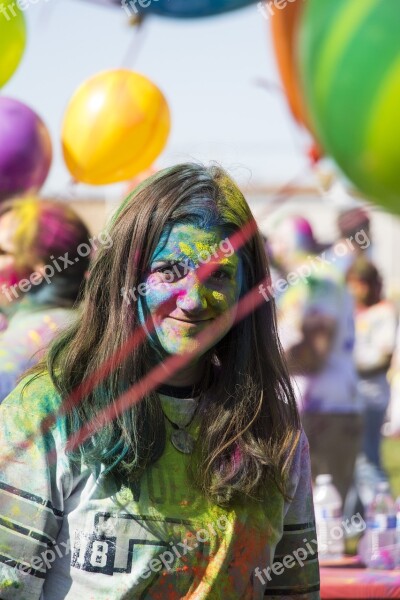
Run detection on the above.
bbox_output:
[315,474,332,486]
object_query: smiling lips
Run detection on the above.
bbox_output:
[167,316,213,325]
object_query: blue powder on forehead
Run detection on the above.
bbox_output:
[168,196,227,230]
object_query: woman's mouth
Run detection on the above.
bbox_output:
[166,316,213,325]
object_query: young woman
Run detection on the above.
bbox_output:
[346,258,397,500]
[0,164,320,599]
[269,215,361,506]
[0,197,92,402]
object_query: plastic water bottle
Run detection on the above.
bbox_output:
[358,482,397,569]
[313,474,345,559]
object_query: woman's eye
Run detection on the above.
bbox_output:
[210,269,230,281]
[149,263,183,282]
[149,263,174,274]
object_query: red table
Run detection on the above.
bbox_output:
[320,565,400,599]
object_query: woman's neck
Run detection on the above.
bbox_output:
[356,298,379,312]
[162,359,205,388]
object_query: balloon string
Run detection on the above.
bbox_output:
[254,164,312,220]
[254,78,286,95]
[64,178,78,200]
[120,15,149,68]
[254,77,312,169]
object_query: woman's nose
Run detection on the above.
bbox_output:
[176,274,208,312]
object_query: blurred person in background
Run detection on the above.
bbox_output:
[268,215,362,505]
[346,258,397,508]
[0,198,91,402]
[325,206,372,275]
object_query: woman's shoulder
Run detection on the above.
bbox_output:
[5,370,60,403]
[0,372,64,439]
[359,299,397,321]
[290,429,310,469]
[285,430,311,496]
[375,299,397,315]
[282,429,314,523]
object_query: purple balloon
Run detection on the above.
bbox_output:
[0,97,52,201]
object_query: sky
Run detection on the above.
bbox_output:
[4,0,313,197]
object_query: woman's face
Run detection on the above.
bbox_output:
[139,223,243,358]
[347,275,369,305]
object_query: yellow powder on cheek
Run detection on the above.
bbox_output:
[211,291,225,302]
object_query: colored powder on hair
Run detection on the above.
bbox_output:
[13,198,40,266]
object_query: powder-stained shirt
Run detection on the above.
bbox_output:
[0,376,320,600]
[0,306,75,403]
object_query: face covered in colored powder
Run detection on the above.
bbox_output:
[139,223,243,360]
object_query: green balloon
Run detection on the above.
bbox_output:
[299,0,400,214]
[0,2,27,88]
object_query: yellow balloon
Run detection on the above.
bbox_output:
[0,2,26,88]
[62,70,171,185]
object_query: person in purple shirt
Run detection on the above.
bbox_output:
[269,215,362,506]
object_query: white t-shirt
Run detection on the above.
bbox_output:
[354,300,397,411]
[0,376,320,600]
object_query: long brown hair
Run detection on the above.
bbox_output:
[33,163,300,505]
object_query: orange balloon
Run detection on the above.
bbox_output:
[270,0,308,125]
[62,70,171,185]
